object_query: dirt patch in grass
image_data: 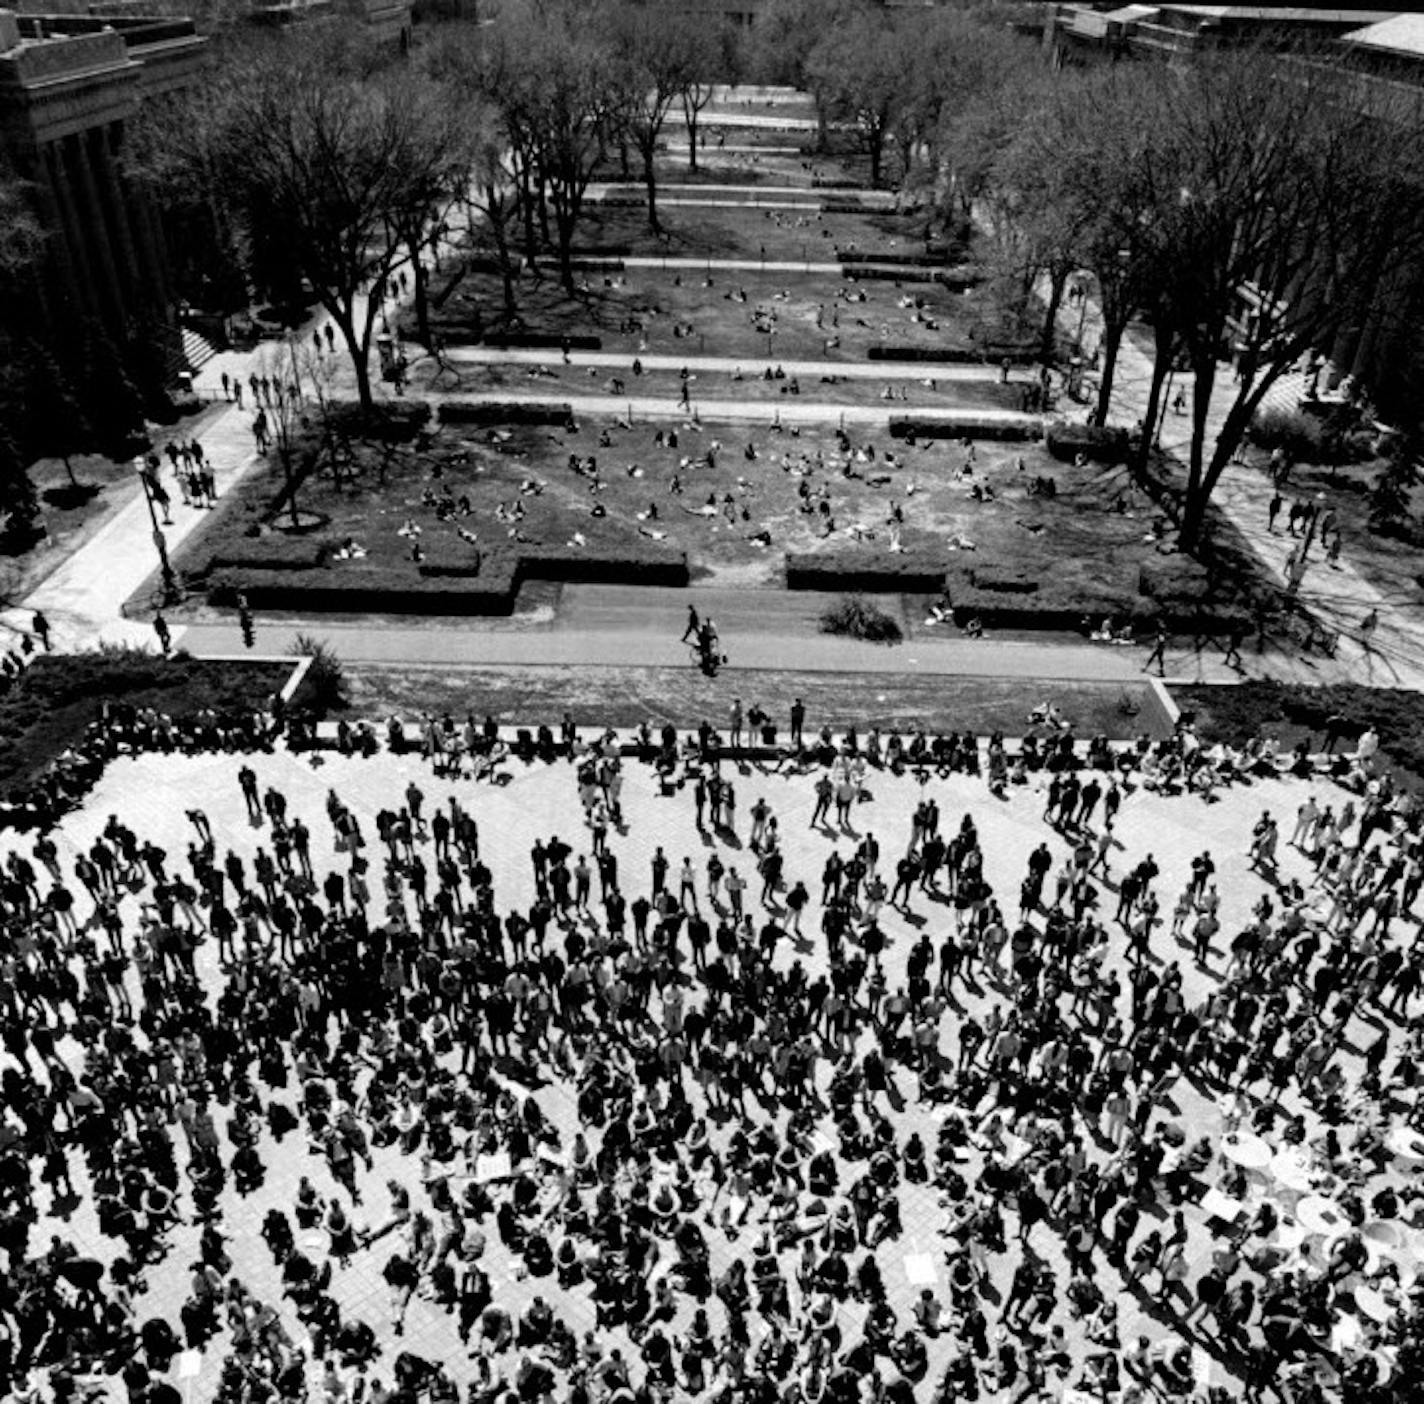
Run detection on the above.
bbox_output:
[433,363,1019,416]
[429,267,995,366]
[0,651,293,795]
[172,412,1229,610]
[347,662,1158,740]
[575,202,935,263]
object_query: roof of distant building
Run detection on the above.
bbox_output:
[1158,5,1395,21]
[1342,12,1424,58]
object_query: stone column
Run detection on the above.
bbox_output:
[42,141,104,327]
[67,130,127,334]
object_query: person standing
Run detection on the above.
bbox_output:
[790,698,805,751]
[729,698,743,748]
[1144,623,1168,677]
[153,613,172,655]
[31,611,50,651]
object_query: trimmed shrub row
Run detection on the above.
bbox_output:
[843,267,946,285]
[786,550,947,593]
[888,417,1039,443]
[208,546,690,617]
[836,250,955,268]
[568,260,626,275]
[209,537,325,572]
[822,201,888,215]
[1045,420,1131,465]
[323,401,432,444]
[438,401,573,427]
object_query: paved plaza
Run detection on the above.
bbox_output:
[3,726,1421,1404]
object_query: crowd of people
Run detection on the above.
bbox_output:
[1,698,1423,1404]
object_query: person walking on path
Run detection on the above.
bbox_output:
[32,611,50,652]
[1144,623,1168,677]
[1360,609,1379,654]
[153,613,172,654]
[681,605,700,644]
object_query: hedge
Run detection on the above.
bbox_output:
[842,267,946,284]
[569,245,632,257]
[968,566,1037,595]
[836,251,955,268]
[567,260,627,275]
[888,417,1039,443]
[208,537,326,572]
[480,333,602,352]
[322,401,432,443]
[438,401,574,427]
[871,346,970,364]
[207,545,690,616]
[1045,420,1131,465]
[822,201,886,215]
[785,549,947,593]
[1172,681,1424,786]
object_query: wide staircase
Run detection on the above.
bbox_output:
[181,326,220,375]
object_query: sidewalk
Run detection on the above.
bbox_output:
[1066,294,1424,691]
[442,346,1004,383]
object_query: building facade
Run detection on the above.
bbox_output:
[0,5,206,387]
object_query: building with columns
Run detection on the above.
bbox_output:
[0,5,206,388]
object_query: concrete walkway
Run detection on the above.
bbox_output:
[1066,293,1424,690]
[435,388,1034,429]
[443,346,1004,383]
[622,256,847,275]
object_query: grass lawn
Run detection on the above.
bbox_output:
[569,202,938,263]
[172,410,1226,609]
[0,651,293,795]
[426,362,1021,416]
[346,662,1159,740]
[1173,679,1424,788]
[428,267,1001,366]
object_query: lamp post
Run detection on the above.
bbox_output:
[137,465,177,602]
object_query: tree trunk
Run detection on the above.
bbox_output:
[556,211,575,293]
[642,146,661,236]
[1177,355,1217,551]
[1095,318,1125,426]
[335,312,373,413]
[1039,265,1068,366]
[282,447,300,529]
[868,128,883,188]
[1133,333,1173,483]
[517,160,538,265]
[685,103,699,172]
[408,231,431,348]
[63,456,78,489]
[486,190,518,317]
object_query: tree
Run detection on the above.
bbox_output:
[146,33,472,411]
[806,14,905,188]
[750,0,868,148]
[605,3,690,235]
[81,323,147,457]
[1369,437,1420,535]
[0,166,44,281]
[1143,53,1424,549]
[21,345,93,487]
[676,22,736,173]
[0,428,42,546]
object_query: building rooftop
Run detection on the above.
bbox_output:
[1158,6,1394,21]
[1343,12,1424,58]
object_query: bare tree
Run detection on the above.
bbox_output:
[1134,51,1424,547]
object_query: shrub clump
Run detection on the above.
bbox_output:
[820,595,904,644]
[292,634,347,711]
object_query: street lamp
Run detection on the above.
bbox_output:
[137,464,177,602]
